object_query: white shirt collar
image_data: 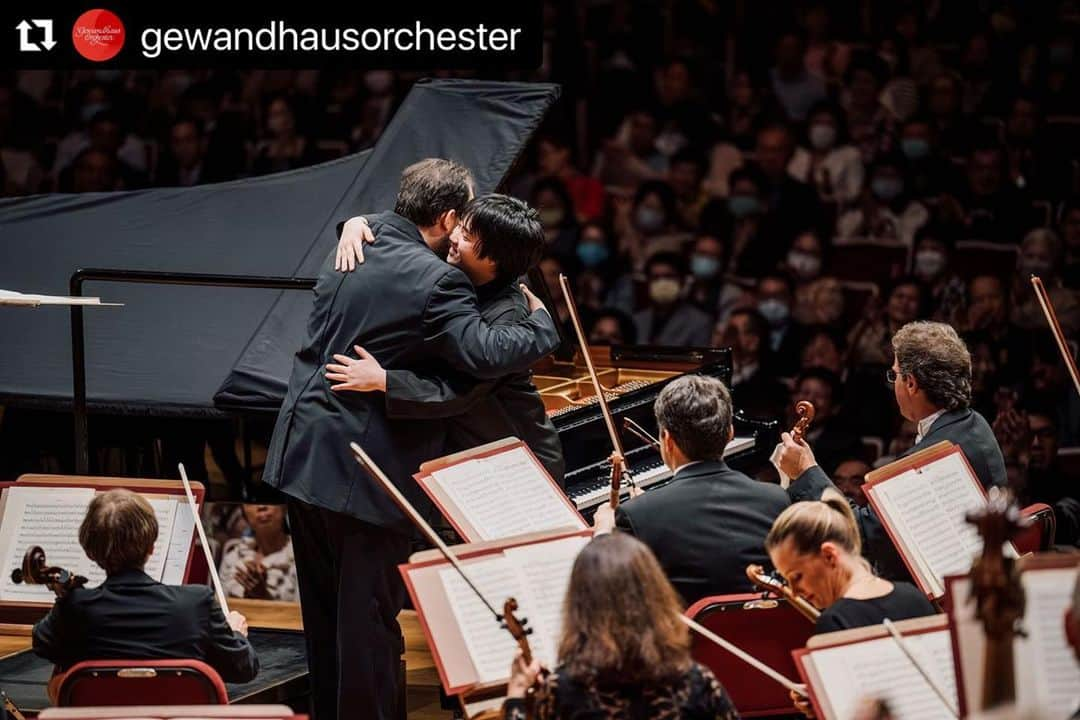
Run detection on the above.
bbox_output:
[915,409,946,445]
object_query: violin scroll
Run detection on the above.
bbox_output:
[791,401,816,444]
[10,545,88,599]
[501,598,534,665]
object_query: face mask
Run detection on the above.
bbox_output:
[901,138,930,160]
[758,298,790,326]
[690,254,721,279]
[871,176,903,201]
[787,250,822,279]
[809,124,837,151]
[1019,257,1053,277]
[576,242,610,268]
[728,195,760,218]
[538,207,565,228]
[649,278,682,305]
[914,250,947,279]
[635,206,665,233]
[81,102,109,123]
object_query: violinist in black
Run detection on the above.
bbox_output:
[764,492,935,636]
[31,490,258,684]
[502,533,739,720]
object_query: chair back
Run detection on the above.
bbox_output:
[686,593,814,717]
[56,659,228,707]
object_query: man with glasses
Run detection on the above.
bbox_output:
[777,321,1006,578]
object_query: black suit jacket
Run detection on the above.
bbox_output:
[382,279,565,483]
[615,460,791,605]
[32,570,258,683]
[789,407,1007,579]
[263,212,560,529]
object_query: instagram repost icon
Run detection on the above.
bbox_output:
[72,9,125,61]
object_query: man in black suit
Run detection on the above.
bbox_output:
[599,374,790,606]
[32,490,258,684]
[262,160,560,720]
[325,194,564,482]
[778,321,1007,578]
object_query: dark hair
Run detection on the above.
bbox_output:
[670,147,707,174]
[170,115,205,137]
[729,307,769,343]
[633,180,678,224]
[727,164,769,194]
[79,489,158,575]
[913,222,958,254]
[589,307,637,345]
[460,194,545,281]
[531,176,577,227]
[795,366,843,406]
[760,272,795,297]
[559,534,691,685]
[394,158,475,227]
[806,99,850,145]
[654,375,734,460]
[644,250,686,277]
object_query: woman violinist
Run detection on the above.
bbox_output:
[502,533,738,720]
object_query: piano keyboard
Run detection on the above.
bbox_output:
[569,435,756,510]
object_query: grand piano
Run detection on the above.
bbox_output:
[531,343,778,513]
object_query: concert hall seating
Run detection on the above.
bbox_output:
[55,659,228,707]
[686,593,814,717]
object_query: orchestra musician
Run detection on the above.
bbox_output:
[503,532,739,720]
[31,490,258,684]
[777,321,1007,578]
[328,193,565,482]
[261,159,559,720]
[764,491,935,634]
[596,375,790,604]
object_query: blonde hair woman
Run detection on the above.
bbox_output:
[764,491,935,634]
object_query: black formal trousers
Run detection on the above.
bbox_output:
[288,500,411,720]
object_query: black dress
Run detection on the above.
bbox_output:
[814,582,937,634]
[503,662,739,720]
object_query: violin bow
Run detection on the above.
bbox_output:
[1030,275,1080,397]
[350,444,536,663]
[556,274,630,508]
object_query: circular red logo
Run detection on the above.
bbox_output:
[72,9,125,62]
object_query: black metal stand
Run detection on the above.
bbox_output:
[69,268,316,475]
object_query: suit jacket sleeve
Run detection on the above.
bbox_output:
[201,593,259,683]
[384,296,521,419]
[614,505,637,536]
[32,595,80,668]
[422,271,559,380]
[384,370,496,419]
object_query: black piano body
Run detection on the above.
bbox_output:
[532,345,779,515]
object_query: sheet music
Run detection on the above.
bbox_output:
[1017,568,1080,715]
[874,454,991,596]
[143,498,179,582]
[432,446,583,541]
[503,534,590,667]
[808,630,957,720]
[439,556,526,684]
[160,500,196,585]
[0,487,95,602]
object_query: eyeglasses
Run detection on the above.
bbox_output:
[885,368,899,385]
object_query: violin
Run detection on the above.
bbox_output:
[791,401,815,443]
[9,546,87,599]
[745,564,821,622]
